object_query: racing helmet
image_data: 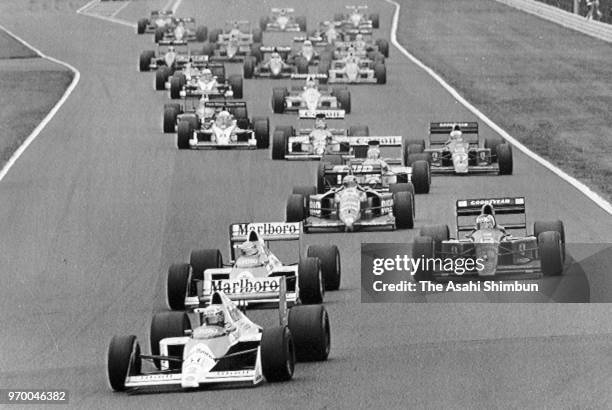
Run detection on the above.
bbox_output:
[279,8,288,16]
[355,34,364,41]
[168,46,176,53]
[270,51,282,61]
[239,241,258,256]
[342,175,358,188]
[202,68,213,82]
[314,114,327,129]
[305,77,317,89]
[475,214,496,230]
[203,305,225,327]
[450,124,462,140]
[216,110,233,127]
[303,40,313,50]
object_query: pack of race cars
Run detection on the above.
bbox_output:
[108,4,567,394]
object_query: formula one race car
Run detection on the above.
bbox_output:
[136,10,174,35]
[317,140,430,194]
[272,119,399,161]
[139,42,198,73]
[201,21,263,62]
[243,46,310,79]
[166,222,341,312]
[319,54,386,84]
[333,5,379,31]
[260,8,307,32]
[293,21,345,47]
[286,175,414,231]
[330,33,389,60]
[167,64,242,99]
[411,197,565,282]
[405,122,513,175]
[168,100,269,149]
[107,289,331,391]
[271,74,350,117]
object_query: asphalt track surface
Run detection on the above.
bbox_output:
[1,0,612,408]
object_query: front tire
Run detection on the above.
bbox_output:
[307,245,341,291]
[261,326,295,382]
[107,335,141,391]
[298,257,324,304]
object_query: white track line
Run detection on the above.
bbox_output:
[171,0,184,13]
[0,24,80,183]
[76,0,136,28]
[111,0,132,18]
[383,0,612,215]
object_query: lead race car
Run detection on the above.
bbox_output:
[242,47,309,79]
[411,197,565,283]
[271,74,350,117]
[286,173,415,232]
[167,64,242,99]
[107,287,331,391]
[320,52,386,84]
[166,221,341,311]
[260,8,307,32]
[333,5,380,32]
[405,122,513,175]
[201,21,263,62]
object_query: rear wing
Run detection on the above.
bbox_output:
[259,46,293,53]
[429,122,478,134]
[290,73,327,80]
[346,5,368,10]
[271,7,295,13]
[455,197,527,235]
[229,222,301,260]
[175,17,195,23]
[429,121,479,145]
[204,100,247,109]
[323,163,383,177]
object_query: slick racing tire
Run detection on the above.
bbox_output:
[307,245,341,291]
[370,13,380,29]
[286,194,306,222]
[296,16,307,32]
[410,160,431,194]
[252,117,270,149]
[150,312,190,369]
[201,42,215,56]
[211,65,225,83]
[169,74,184,99]
[252,28,263,43]
[154,27,165,43]
[271,87,288,113]
[292,186,317,208]
[389,182,415,197]
[375,38,389,58]
[196,25,208,42]
[107,335,141,391]
[209,28,221,43]
[298,257,324,304]
[497,143,513,175]
[406,153,432,167]
[406,143,424,155]
[228,74,243,99]
[403,139,425,165]
[167,263,190,311]
[139,50,155,72]
[296,57,309,74]
[317,161,332,194]
[155,66,171,91]
[317,59,330,83]
[261,326,295,382]
[336,89,351,114]
[243,56,256,79]
[176,120,192,149]
[374,62,386,84]
[137,19,147,35]
[272,129,287,159]
[288,304,330,362]
[190,249,223,281]
[534,220,565,260]
[485,136,504,160]
[412,236,434,283]
[163,103,180,133]
[392,191,414,229]
[419,225,450,250]
[538,231,564,276]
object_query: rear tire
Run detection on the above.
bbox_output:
[243,56,256,79]
[190,249,223,281]
[392,191,414,229]
[497,143,513,175]
[286,194,305,222]
[252,117,270,149]
[298,257,324,304]
[307,245,341,291]
[155,66,170,90]
[288,305,330,361]
[272,87,288,113]
[411,160,431,194]
[272,129,287,159]
[137,19,147,35]
[412,236,434,282]
[167,263,190,311]
[538,231,564,276]
[374,62,386,84]
[336,89,351,113]
[177,120,192,149]
[139,50,154,72]
[163,103,180,133]
[228,74,243,99]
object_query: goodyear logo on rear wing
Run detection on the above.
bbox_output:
[290,73,327,79]
[230,222,301,240]
[299,109,345,119]
[337,136,403,146]
[330,164,379,173]
[457,197,525,207]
